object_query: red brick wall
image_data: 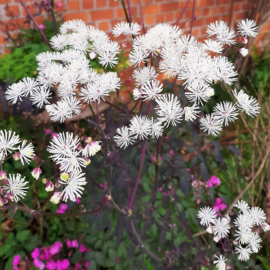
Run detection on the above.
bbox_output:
[0,0,269,54]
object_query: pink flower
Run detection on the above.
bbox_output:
[99,184,104,189]
[31,248,40,259]
[71,240,78,248]
[12,255,20,266]
[56,203,68,214]
[0,171,7,180]
[213,198,227,213]
[151,156,156,162]
[66,239,71,248]
[158,187,162,191]
[44,129,51,135]
[169,150,174,156]
[32,167,42,180]
[208,175,221,188]
[33,258,45,269]
[219,203,227,211]
[49,242,62,255]
[57,259,70,270]
[75,197,81,204]
[79,244,87,253]
[56,2,62,7]
[39,24,45,30]
[51,133,58,139]
[85,261,90,268]
[46,260,57,270]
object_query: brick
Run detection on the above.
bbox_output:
[96,0,107,8]
[82,0,94,9]
[116,7,137,18]
[5,5,20,16]
[91,9,114,21]
[145,15,155,25]
[199,0,215,6]
[165,12,174,22]
[142,4,159,14]
[98,21,110,31]
[68,0,80,10]
[160,2,179,12]
[63,12,89,22]
[193,18,204,27]
[156,14,164,23]
[109,0,120,7]
[0,36,6,45]
[22,3,36,16]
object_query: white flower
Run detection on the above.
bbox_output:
[114,126,135,149]
[216,29,236,45]
[213,217,230,238]
[213,255,227,270]
[237,19,258,38]
[249,207,266,226]
[203,39,223,54]
[247,232,262,253]
[60,171,87,202]
[234,229,251,245]
[0,130,20,158]
[215,56,238,85]
[200,114,223,136]
[197,206,217,226]
[129,115,152,140]
[261,222,270,232]
[234,200,250,213]
[82,140,101,157]
[113,22,141,37]
[235,246,252,261]
[98,51,118,68]
[50,34,68,51]
[4,174,28,202]
[20,77,38,96]
[213,101,239,126]
[234,214,253,231]
[232,89,260,117]
[18,140,34,165]
[239,48,249,57]
[206,21,229,37]
[129,47,148,67]
[150,119,164,139]
[30,87,52,108]
[185,83,210,105]
[48,100,72,123]
[155,94,183,127]
[133,66,157,87]
[183,105,200,122]
[5,83,25,104]
[140,79,163,100]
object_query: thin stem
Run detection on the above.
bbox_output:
[138,0,146,34]
[172,197,203,255]
[188,0,196,37]
[121,0,130,23]
[19,0,54,51]
[126,0,133,23]
[46,0,58,34]
[128,217,162,263]
[104,100,127,114]
[175,0,192,25]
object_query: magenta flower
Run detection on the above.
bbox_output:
[71,239,78,248]
[79,244,87,253]
[213,198,227,213]
[56,2,62,7]
[49,242,62,255]
[44,129,51,135]
[208,175,221,188]
[33,258,45,269]
[0,171,7,180]
[169,150,174,156]
[151,156,156,162]
[57,259,70,270]
[31,247,40,259]
[12,255,20,266]
[75,197,81,204]
[39,24,45,30]
[85,261,90,268]
[57,203,68,213]
[46,260,57,270]
[51,133,58,139]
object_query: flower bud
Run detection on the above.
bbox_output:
[2,179,8,185]
[50,191,62,204]
[77,144,82,150]
[83,158,91,166]
[205,87,214,97]
[213,236,220,242]
[206,226,213,234]
[45,105,53,113]
[89,52,97,59]
[55,181,61,188]
[45,181,54,192]
[242,37,248,44]
[32,167,42,180]
[60,172,69,181]
[13,152,21,161]
[239,48,249,57]
[51,133,58,139]
[0,171,7,180]
[6,193,15,201]
[42,178,48,184]
[0,198,5,206]
[85,137,92,143]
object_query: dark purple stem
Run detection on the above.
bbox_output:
[19,0,54,51]
[46,0,58,34]
[138,0,146,34]
[126,0,133,23]
[174,0,192,25]
[188,0,196,37]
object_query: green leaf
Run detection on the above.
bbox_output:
[88,260,97,270]
[117,242,127,258]
[16,230,30,243]
[95,251,105,266]
[157,207,166,216]
[108,248,117,262]
[103,258,116,268]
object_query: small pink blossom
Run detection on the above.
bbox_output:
[56,2,62,7]
[33,258,45,269]
[169,150,174,156]
[213,198,227,213]
[46,260,57,270]
[75,197,81,204]
[57,259,70,270]
[158,187,162,191]
[49,242,62,255]
[31,247,40,259]
[44,129,51,135]
[151,156,156,162]
[185,168,190,172]
[51,133,58,139]
[13,255,20,266]
[208,175,221,188]
[39,24,45,30]
[85,261,90,268]
[79,244,87,253]
[71,240,78,248]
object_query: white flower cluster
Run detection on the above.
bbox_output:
[112,20,259,147]
[197,200,270,268]
[5,19,121,123]
[0,130,35,202]
[4,19,260,144]
[47,132,101,202]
